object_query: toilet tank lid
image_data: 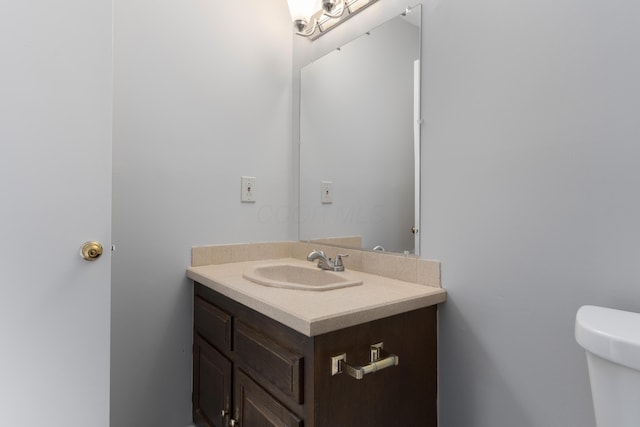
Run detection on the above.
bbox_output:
[575,305,640,371]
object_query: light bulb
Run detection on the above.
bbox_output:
[287,0,321,22]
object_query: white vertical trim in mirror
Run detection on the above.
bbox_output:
[414,58,421,256]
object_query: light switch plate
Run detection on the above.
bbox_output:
[321,181,333,204]
[241,176,256,203]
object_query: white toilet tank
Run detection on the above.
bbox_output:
[575,305,640,427]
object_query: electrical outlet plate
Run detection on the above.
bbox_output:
[321,181,333,204]
[241,176,256,202]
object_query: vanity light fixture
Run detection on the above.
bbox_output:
[286,0,378,40]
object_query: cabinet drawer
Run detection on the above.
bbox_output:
[235,321,304,404]
[195,296,232,352]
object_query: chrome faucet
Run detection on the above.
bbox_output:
[307,250,347,272]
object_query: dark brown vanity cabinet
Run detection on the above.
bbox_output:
[193,282,438,427]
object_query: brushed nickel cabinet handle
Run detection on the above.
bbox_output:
[331,342,399,380]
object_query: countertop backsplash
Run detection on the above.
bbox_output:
[191,241,441,288]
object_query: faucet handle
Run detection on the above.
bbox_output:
[334,253,349,268]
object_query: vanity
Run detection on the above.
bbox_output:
[187,247,446,427]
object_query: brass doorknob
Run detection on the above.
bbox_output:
[81,241,103,261]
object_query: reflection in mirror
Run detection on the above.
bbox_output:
[299,5,421,255]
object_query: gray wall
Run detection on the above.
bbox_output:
[424,1,640,425]
[111,0,292,425]
[294,0,640,426]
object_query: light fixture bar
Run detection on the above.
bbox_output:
[287,0,379,40]
[346,0,374,13]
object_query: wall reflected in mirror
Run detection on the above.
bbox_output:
[299,5,421,255]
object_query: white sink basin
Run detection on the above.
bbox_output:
[242,263,363,291]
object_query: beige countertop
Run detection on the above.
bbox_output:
[187,258,447,337]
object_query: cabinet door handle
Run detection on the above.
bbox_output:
[331,342,399,380]
[229,419,239,426]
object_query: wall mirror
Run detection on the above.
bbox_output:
[299,5,421,255]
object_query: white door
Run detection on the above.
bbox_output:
[0,1,112,426]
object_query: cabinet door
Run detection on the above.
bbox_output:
[194,334,232,427]
[234,369,302,427]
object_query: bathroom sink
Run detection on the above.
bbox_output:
[242,263,363,291]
